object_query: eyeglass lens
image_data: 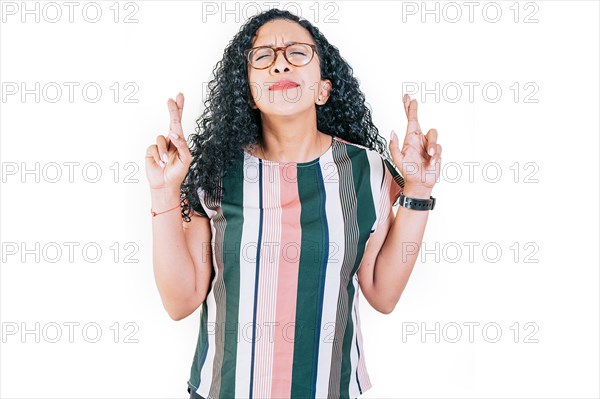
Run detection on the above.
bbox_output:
[249,43,313,69]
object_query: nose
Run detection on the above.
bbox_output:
[270,48,291,73]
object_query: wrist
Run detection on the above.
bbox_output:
[402,185,433,199]
[151,187,181,209]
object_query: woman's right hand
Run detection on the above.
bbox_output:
[145,92,193,191]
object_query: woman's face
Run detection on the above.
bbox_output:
[247,19,331,116]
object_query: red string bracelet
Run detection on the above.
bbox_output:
[151,203,181,217]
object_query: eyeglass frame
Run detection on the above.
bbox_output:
[244,42,318,70]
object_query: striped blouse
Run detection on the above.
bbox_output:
[187,135,404,399]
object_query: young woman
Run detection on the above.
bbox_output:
[145,8,441,399]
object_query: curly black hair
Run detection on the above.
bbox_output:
[180,8,394,223]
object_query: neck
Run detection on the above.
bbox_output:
[257,113,327,163]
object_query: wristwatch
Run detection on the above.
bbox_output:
[397,192,436,211]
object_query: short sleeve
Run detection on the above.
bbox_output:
[191,201,209,218]
[383,157,405,204]
[371,156,404,233]
[191,188,209,218]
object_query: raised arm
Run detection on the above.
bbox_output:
[145,92,213,321]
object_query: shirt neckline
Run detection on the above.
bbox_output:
[244,135,337,167]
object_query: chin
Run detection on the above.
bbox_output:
[258,100,313,116]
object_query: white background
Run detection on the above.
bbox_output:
[1,1,598,398]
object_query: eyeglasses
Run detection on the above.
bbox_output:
[244,42,318,70]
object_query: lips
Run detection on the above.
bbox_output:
[269,79,300,91]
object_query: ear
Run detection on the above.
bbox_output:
[249,96,258,109]
[316,79,332,105]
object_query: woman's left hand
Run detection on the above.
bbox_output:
[389,94,442,192]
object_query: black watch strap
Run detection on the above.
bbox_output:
[397,193,436,210]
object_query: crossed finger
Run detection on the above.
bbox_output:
[166,92,185,148]
[403,94,421,135]
[402,95,441,162]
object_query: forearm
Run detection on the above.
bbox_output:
[151,188,197,318]
[373,185,433,312]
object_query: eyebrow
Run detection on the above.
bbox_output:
[255,41,298,47]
